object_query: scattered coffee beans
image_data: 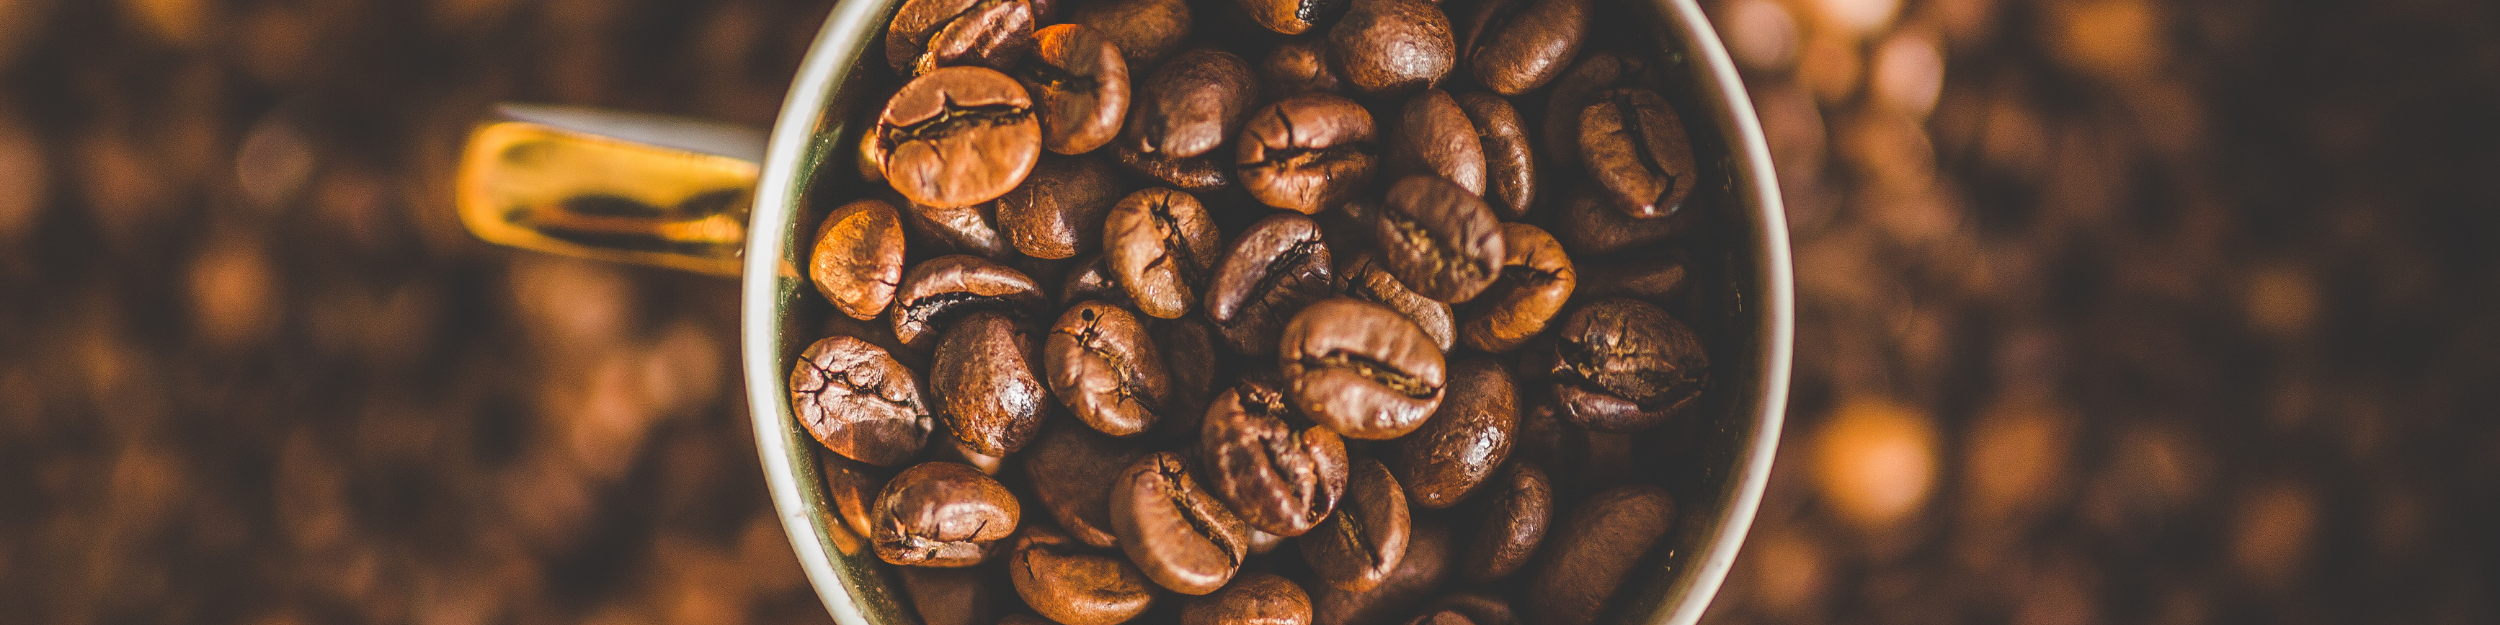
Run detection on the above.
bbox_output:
[799,0,1732,621]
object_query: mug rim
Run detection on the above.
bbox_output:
[734,2,1794,624]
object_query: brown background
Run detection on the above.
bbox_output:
[0,0,2493,624]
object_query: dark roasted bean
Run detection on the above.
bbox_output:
[1335,252,1456,352]
[1047,301,1172,436]
[1237,0,1348,35]
[1009,525,1159,625]
[871,66,1042,209]
[1546,298,1708,432]
[1237,93,1380,214]
[1262,37,1345,96]
[934,312,1055,456]
[1123,48,1261,160]
[1578,87,1696,219]
[1457,223,1575,352]
[1208,214,1336,354]
[1386,89,1485,197]
[1019,24,1132,155]
[793,336,935,467]
[1110,452,1252,595]
[1299,457,1411,591]
[888,0,1038,75]
[811,198,909,320]
[1374,175,1505,303]
[1328,0,1455,98]
[1023,422,1151,547]
[1280,298,1447,440]
[998,155,1122,260]
[1454,0,1588,95]
[1454,92,1535,219]
[873,461,1022,567]
[1181,572,1315,625]
[1524,484,1674,625]
[1070,0,1191,70]
[1391,357,1515,508]
[1106,187,1225,319]
[1458,462,1548,583]
[891,254,1047,349]
[1201,379,1349,536]
[1309,520,1451,625]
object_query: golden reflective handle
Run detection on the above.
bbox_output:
[455,105,766,277]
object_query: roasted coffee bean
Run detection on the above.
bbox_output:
[1547,298,1708,432]
[821,452,891,541]
[1458,462,1548,583]
[1552,184,1694,256]
[901,566,1011,625]
[934,421,1014,474]
[1262,37,1344,96]
[1110,452,1251,595]
[934,312,1055,456]
[1124,48,1261,161]
[1375,175,1505,304]
[1573,251,1687,302]
[1299,457,1411,591]
[1406,610,1475,625]
[1540,51,1653,176]
[1335,252,1456,352]
[1453,92,1534,219]
[888,0,1038,75]
[1386,90,1485,196]
[1237,0,1346,35]
[1071,0,1191,70]
[1428,594,1519,625]
[1153,316,1229,441]
[1208,214,1336,354]
[1457,223,1574,352]
[1201,379,1349,536]
[1524,484,1674,625]
[892,254,1047,349]
[1328,0,1455,98]
[872,66,1042,209]
[1116,145,1236,192]
[873,461,1022,566]
[1181,572,1314,625]
[1009,525,1159,625]
[1578,88,1695,219]
[1280,298,1446,439]
[1023,422,1150,547]
[906,198,1015,259]
[812,199,909,320]
[1454,0,1588,95]
[1061,254,1132,308]
[999,156,1122,260]
[1237,93,1379,214]
[1309,520,1451,625]
[1047,301,1173,436]
[1019,24,1131,155]
[793,336,935,467]
[1106,187,1224,319]
[1391,357,1515,508]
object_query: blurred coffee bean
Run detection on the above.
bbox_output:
[1335,252,1456,352]
[1024,422,1151,547]
[1387,89,1485,198]
[1392,357,1516,508]
[1208,214,1336,354]
[1458,462,1548,583]
[1237,93,1380,214]
[1238,0,1347,35]
[1071,0,1191,70]
[1310,521,1452,625]
[1181,572,1315,625]
[1328,0,1456,98]
[901,566,1012,625]
[1201,378,1349,536]
[1541,51,1653,174]
[1060,253,1133,308]
[1453,0,1588,95]
[1020,24,1132,155]
[934,312,1055,456]
[888,0,1038,75]
[1427,595,1519,625]
[792,336,935,467]
[1047,301,1173,436]
[1577,88,1695,219]
[1106,187,1224,319]
[1375,175,1504,303]
[1572,251,1687,302]
[1116,145,1236,192]
[1300,457,1411,592]
[1280,298,1447,440]
[1524,484,1674,625]
[1457,223,1574,352]
[1262,37,1346,96]
[1552,184,1695,256]
[811,198,908,321]
[892,254,1047,349]
[1547,298,1707,432]
[873,461,1022,566]
[1453,92,1535,219]
[1154,315,1230,441]
[1009,525,1159,625]
[1111,451,1251,595]
[872,66,1041,209]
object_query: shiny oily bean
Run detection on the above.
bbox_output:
[1124,48,1261,160]
[1579,87,1697,219]
[1525,484,1675,625]
[934,312,1055,456]
[793,336,935,467]
[1047,301,1172,437]
[1106,188,1224,319]
[1181,572,1314,625]
[1375,175,1505,304]
[811,199,908,320]
[1237,93,1379,214]
[1299,457,1411,591]
[1458,223,1575,353]
[873,461,1022,567]
[1262,37,1344,96]
[1280,298,1447,440]
[1060,253,1132,308]
[1327,0,1456,98]
[1201,379,1349,536]
[998,155,1123,260]
[1010,526,1158,625]
[1115,145,1236,193]
[873,66,1041,209]
[1309,520,1451,625]
[888,0,1037,75]
[1386,89,1485,197]
[1459,462,1549,583]
[1022,422,1149,547]
[1454,92,1535,219]
[1070,0,1190,70]
[1335,252,1456,352]
[1019,24,1131,155]
[1455,0,1589,95]
[1547,298,1709,433]
[891,254,1047,349]
[1237,0,1348,35]
[1208,214,1336,355]
[1540,51,1654,174]
[1392,357,1516,509]
[1110,451,1251,595]
[906,198,1014,260]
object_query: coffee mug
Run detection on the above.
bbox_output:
[453,0,1793,623]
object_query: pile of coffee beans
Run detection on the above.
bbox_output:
[794,0,1722,624]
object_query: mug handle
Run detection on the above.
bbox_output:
[455,103,770,277]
